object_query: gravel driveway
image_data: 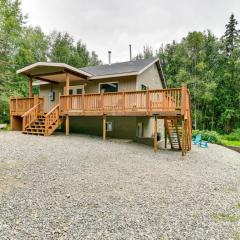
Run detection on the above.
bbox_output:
[0,131,240,240]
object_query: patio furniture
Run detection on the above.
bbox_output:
[193,134,202,145]
[199,137,211,148]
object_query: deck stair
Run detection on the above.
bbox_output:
[22,104,61,136]
[165,119,182,150]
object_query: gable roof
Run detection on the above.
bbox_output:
[17,62,92,78]
[18,58,167,88]
[80,58,167,88]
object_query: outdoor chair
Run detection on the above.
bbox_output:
[199,137,211,148]
[193,134,202,145]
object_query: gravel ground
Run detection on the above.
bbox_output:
[0,131,240,240]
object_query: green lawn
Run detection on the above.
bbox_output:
[221,139,240,147]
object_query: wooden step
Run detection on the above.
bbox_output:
[26,127,45,131]
[22,131,44,136]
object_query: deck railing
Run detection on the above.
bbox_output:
[44,104,60,135]
[59,88,183,115]
[10,96,44,115]
[22,102,44,131]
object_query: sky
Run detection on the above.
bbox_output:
[21,0,240,64]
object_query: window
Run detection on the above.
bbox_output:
[100,82,118,93]
[69,89,73,95]
[106,122,113,132]
[76,89,83,94]
[141,84,148,91]
[49,91,55,101]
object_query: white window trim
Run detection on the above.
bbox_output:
[98,82,119,93]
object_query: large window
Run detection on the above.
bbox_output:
[99,82,118,93]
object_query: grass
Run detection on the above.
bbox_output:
[211,212,240,223]
[221,139,240,147]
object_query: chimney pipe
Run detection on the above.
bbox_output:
[129,44,132,61]
[108,51,111,65]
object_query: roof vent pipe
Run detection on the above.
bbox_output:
[129,44,132,61]
[108,51,111,65]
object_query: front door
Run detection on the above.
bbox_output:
[64,85,85,95]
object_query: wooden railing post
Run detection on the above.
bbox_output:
[59,93,61,114]
[29,78,33,98]
[16,97,18,115]
[146,89,150,115]
[181,84,187,116]
[42,96,45,114]
[122,90,125,112]
[101,92,104,114]
[34,94,38,113]
[82,93,85,114]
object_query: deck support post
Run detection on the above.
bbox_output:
[65,73,70,95]
[181,119,185,157]
[65,114,69,136]
[153,115,158,152]
[34,94,38,106]
[103,115,106,142]
[164,120,167,149]
[65,73,70,136]
[29,78,33,98]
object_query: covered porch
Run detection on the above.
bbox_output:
[10,62,91,134]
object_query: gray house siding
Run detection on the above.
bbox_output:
[136,63,164,145]
[136,64,163,90]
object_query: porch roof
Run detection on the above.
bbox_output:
[17,62,92,83]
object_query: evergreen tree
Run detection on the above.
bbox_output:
[223,14,240,55]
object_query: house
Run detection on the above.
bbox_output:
[10,58,192,156]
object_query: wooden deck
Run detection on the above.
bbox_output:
[10,86,192,156]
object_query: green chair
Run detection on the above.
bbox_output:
[193,134,201,145]
[199,137,211,148]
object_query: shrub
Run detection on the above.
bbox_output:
[192,130,222,144]
[224,129,240,141]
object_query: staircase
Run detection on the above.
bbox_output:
[23,115,46,136]
[23,114,62,136]
[22,104,62,136]
[165,119,182,150]
[164,116,191,155]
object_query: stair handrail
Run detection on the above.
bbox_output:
[44,104,60,135]
[22,102,41,131]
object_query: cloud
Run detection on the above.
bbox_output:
[21,0,240,63]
